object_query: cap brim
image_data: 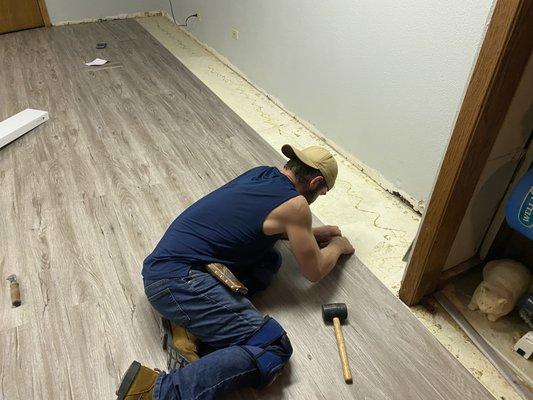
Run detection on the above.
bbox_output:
[281,144,319,169]
[281,144,297,160]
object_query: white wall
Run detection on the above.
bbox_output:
[171,0,494,205]
[45,0,170,24]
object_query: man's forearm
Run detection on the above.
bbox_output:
[317,243,343,280]
[282,228,317,241]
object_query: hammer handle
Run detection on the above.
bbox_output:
[333,317,352,383]
[10,282,21,307]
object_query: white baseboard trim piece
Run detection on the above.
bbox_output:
[0,109,49,148]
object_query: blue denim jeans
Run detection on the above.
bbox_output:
[144,265,278,400]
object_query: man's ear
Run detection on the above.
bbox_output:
[309,175,325,189]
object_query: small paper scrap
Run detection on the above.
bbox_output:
[85,58,108,66]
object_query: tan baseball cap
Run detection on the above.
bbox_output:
[281,144,338,189]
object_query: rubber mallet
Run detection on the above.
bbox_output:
[322,303,352,383]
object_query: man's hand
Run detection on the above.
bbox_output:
[329,236,355,255]
[313,225,341,246]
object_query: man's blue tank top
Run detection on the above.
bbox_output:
[142,166,299,280]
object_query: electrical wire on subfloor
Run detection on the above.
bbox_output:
[168,0,198,27]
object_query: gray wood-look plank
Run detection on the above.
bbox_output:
[0,19,493,399]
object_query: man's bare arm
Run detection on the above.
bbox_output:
[280,225,341,244]
[284,198,354,282]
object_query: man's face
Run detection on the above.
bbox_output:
[302,177,328,204]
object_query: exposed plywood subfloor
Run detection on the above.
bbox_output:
[137,15,523,400]
[0,19,493,399]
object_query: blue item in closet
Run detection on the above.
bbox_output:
[506,168,533,240]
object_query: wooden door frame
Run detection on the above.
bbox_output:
[399,0,533,306]
[37,0,51,27]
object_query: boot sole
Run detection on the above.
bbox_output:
[161,317,193,369]
[116,361,141,400]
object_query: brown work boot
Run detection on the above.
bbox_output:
[116,361,159,400]
[161,318,199,369]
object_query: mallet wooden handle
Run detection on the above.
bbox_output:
[333,317,352,383]
[10,281,21,307]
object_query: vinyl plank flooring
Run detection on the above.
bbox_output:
[0,20,493,399]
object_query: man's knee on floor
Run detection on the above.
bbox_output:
[240,317,292,389]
